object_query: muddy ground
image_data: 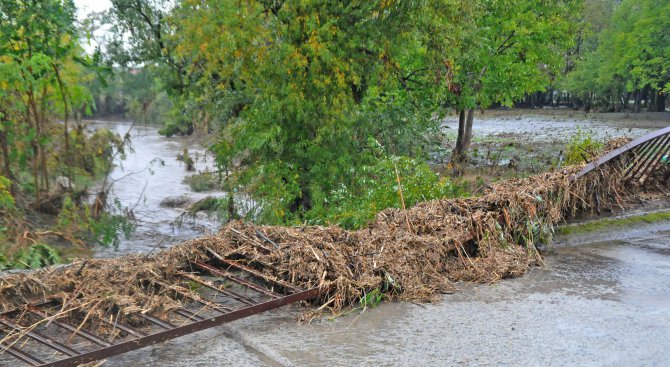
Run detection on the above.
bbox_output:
[102,215,670,366]
[438,109,667,172]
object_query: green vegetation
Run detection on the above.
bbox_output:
[558,210,670,235]
[565,129,604,165]
[359,289,383,309]
[184,172,222,193]
[565,0,669,111]
[0,0,134,270]
[101,0,582,227]
[1,0,667,269]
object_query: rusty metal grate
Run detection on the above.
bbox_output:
[571,125,670,182]
[0,252,322,367]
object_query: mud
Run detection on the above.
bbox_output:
[438,110,668,170]
[102,218,670,367]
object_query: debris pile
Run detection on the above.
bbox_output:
[1,154,668,329]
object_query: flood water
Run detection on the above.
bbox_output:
[87,120,225,257]
[438,110,664,168]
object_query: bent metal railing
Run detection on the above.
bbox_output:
[0,252,323,367]
[571,125,670,182]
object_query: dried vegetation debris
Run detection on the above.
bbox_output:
[1,154,668,333]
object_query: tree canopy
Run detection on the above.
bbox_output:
[566,0,669,111]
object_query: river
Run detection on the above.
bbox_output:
[87,120,225,258]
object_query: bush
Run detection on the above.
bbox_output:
[307,139,468,229]
[565,129,604,165]
[184,172,222,192]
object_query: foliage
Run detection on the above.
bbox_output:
[167,1,457,224]
[88,212,135,249]
[359,288,383,309]
[85,65,172,124]
[1,243,61,270]
[0,1,135,269]
[0,175,14,210]
[306,139,467,229]
[428,0,581,111]
[13,243,61,269]
[57,196,134,249]
[565,0,670,110]
[105,0,582,224]
[565,129,604,165]
[184,172,221,192]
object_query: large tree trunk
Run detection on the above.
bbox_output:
[453,108,475,168]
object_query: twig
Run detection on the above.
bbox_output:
[394,164,413,233]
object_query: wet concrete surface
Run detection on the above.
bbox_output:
[104,219,670,367]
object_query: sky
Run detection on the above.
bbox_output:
[73,0,112,53]
[74,0,112,20]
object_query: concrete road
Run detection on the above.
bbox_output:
[106,220,670,367]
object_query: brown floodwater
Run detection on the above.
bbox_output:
[87,120,226,257]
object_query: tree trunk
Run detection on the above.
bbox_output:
[463,108,474,150]
[634,89,641,113]
[655,91,666,112]
[32,143,40,203]
[454,110,466,162]
[40,146,49,192]
[0,111,13,184]
[623,92,630,111]
[27,92,41,203]
[53,65,71,189]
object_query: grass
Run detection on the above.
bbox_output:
[557,210,670,235]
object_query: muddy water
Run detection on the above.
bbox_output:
[439,111,667,168]
[87,120,225,257]
[441,112,656,142]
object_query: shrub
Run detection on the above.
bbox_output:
[565,129,604,165]
[184,172,222,192]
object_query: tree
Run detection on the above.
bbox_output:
[106,0,196,134]
[0,0,87,201]
[169,0,455,224]
[431,0,581,163]
[566,0,669,112]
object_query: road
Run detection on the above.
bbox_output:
[105,219,670,367]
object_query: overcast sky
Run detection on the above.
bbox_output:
[74,0,112,20]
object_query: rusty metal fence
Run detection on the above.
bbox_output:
[0,252,322,367]
[571,125,670,182]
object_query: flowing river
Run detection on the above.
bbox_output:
[87,120,225,258]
